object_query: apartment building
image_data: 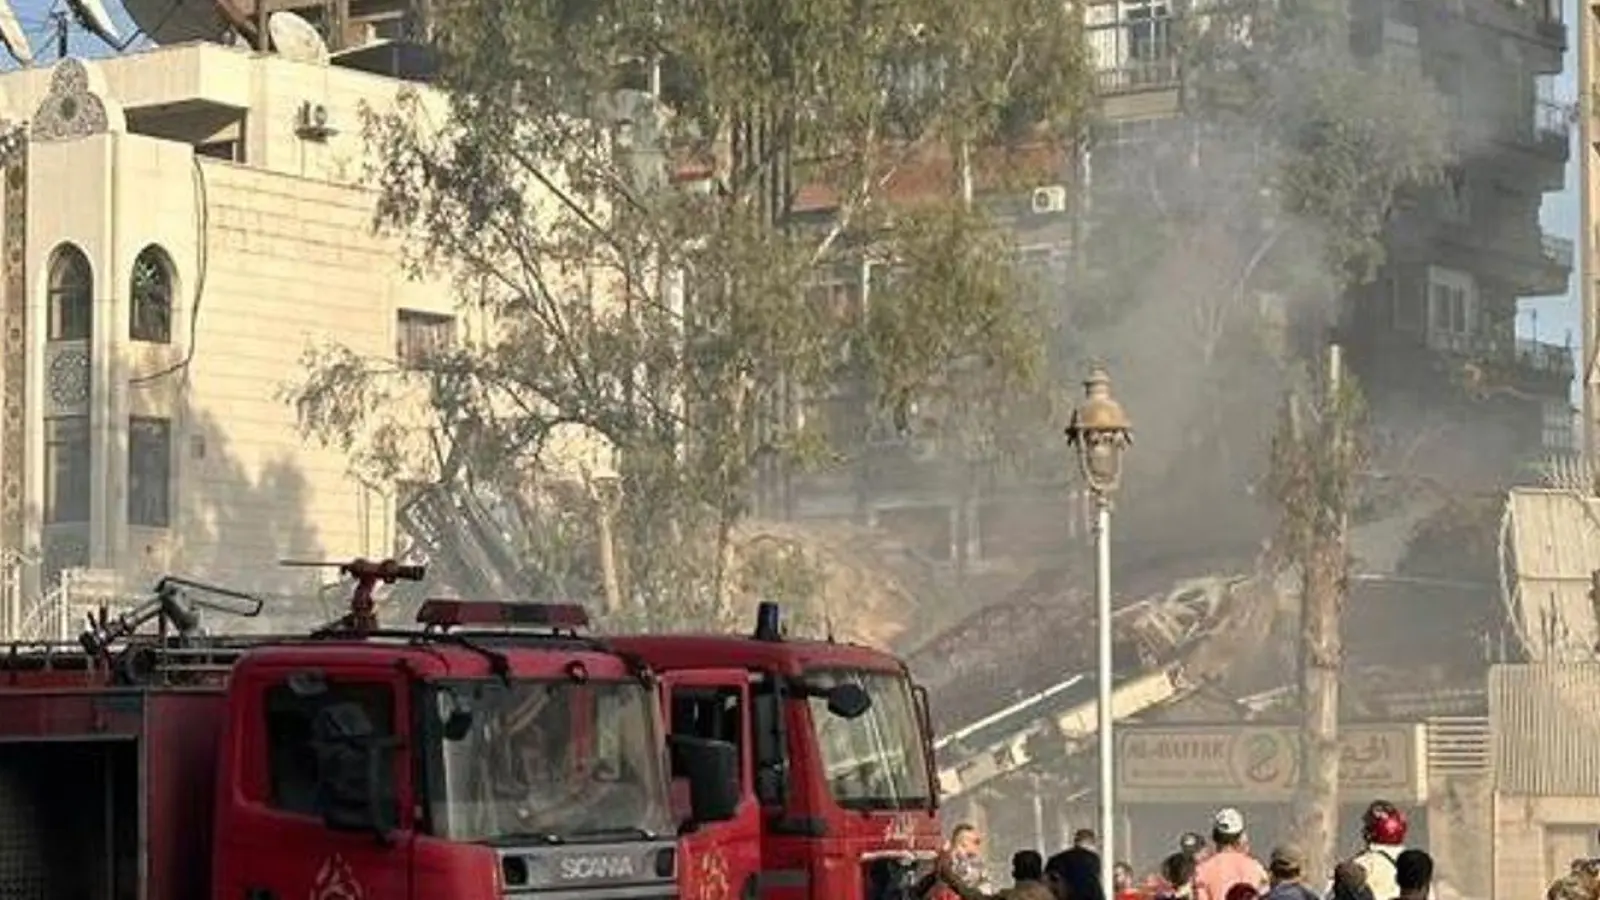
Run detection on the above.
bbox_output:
[1089,0,1574,484]
[0,45,458,628]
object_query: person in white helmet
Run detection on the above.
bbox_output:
[1193,808,1267,900]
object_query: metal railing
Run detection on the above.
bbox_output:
[1086,21,1180,93]
[1423,330,1573,376]
[1535,98,1572,144]
[1542,233,1575,268]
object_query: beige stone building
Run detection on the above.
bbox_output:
[0,43,458,630]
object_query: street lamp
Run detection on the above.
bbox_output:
[1064,363,1131,900]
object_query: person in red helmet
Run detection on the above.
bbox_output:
[1345,800,1410,900]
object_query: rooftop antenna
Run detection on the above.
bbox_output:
[50,10,67,59]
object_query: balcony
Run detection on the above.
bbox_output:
[1532,99,1573,157]
[1536,233,1575,295]
[1087,20,1181,106]
[1423,330,1574,380]
[1422,224,1572,297]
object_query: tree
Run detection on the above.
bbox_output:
[1269,348,1366,880]
[287,0,1093,630]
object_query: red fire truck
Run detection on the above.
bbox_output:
[0,560,739,900]
[611,602,945,900]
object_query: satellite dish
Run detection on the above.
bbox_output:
[268,11,330,65]
[66,0,122,45]
[120,0,230,46]
[0,0,33,65]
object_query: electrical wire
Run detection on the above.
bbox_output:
[130,154,209,385]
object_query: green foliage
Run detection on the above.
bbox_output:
[288,0,1094,627]
[1179,0,1452,283]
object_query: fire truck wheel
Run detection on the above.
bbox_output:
[0,767,46,900]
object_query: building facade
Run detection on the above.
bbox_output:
[1088,0,1575,482]
[0,44,455,629]
[1583,0,1600,469]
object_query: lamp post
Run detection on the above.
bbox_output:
[1064,363,1132,899]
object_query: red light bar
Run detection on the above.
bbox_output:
[416,599,591,629]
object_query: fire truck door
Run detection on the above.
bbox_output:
[216,666,416,900]
[664,668,761,900]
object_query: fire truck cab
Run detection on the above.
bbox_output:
[0,567,739,900]
[609,602,943,900]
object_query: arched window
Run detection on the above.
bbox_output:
[130,245,174,344]
[46,243,92,342]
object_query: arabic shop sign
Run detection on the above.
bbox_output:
[1115,723,1426,803]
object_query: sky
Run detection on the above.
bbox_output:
[2,0,1589,395]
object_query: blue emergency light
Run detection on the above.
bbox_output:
[416,599,591,630]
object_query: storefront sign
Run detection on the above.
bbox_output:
[1116,723,1425,804]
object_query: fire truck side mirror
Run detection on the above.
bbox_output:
[310,702,399,841]
[825,683,872,720]
[668,734,740,826]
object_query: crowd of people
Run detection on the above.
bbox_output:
[924,800,1440,900]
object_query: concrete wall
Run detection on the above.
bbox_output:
[1493,794,1600,900]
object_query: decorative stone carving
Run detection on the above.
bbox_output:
[0,133,23,547]
[46,346,90,411]
[30,58,125,144]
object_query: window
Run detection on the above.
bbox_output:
[805,669,933,809]
[396,309,455,366]
[1426,267,1476,344]
[128,417,172,527]
[264,680,396,817]
[43,416,89,524]
[1389,274,1424,331]
[47,244,92,342]
[195,140,241,162]
[130,246,174,344]
[670,686,745,771]
[1124,0,1171,63]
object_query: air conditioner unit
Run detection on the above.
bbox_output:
[1030,185,1068,215]
[295,101,337,141]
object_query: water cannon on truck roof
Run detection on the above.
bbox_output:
[0,558,740,900]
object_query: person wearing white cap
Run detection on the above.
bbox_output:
[1193,808,1268,900]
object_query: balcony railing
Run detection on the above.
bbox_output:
[1541,233,1575,269]
[1423,329,1573,377]
[1087,21,1181,93]
[1535,99,1572,144]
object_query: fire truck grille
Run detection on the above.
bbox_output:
[0,768,45,900]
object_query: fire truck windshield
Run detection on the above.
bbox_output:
[805,669,933,811]
[423,678,674,843]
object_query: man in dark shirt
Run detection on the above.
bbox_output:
[1047,831,1104,900]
